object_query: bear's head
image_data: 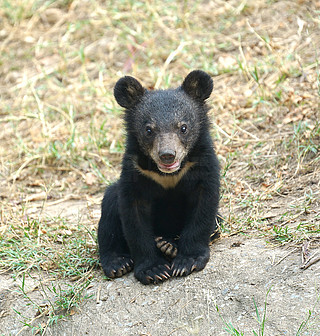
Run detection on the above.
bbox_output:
[114,70,213,174]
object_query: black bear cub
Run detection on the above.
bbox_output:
[98,70,220,285]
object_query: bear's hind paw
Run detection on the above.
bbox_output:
[155,236,178,259]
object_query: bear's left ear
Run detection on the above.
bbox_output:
[114,76,145,109]
[181,70,213,102]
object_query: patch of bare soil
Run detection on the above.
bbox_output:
[0,233,319,336]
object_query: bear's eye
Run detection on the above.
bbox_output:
[145,125,153,136]
[180,124,188,134]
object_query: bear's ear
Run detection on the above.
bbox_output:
[114,76,145,108]
[181,70,213,102]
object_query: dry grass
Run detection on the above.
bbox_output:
[0,0,319,277]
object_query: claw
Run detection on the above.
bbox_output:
[163,271,171,278]
[180,267,187,276]
[154,274,163,281]
[160,273,168,280]
[166,245,173,253]
[116,268,123,277]
[171,249,177,258]
[191,264,197,272]
[145,275,153,283]
[160,243,169,252]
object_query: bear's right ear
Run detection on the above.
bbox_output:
[181,70,213,102]
[114,76,145,109]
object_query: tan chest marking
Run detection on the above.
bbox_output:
[135,162,195,189]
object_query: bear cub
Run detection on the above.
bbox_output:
[98,70,220,285]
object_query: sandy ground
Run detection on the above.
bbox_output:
[1,234,319,336]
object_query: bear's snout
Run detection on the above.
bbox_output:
[159,149,176,165]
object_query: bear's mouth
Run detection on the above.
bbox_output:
[157,161,181,174]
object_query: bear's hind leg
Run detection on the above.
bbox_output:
[98,183,133,278]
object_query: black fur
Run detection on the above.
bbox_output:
[98,70,220,285]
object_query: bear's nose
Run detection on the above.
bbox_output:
[159,150,176,165]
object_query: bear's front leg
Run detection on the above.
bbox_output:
[120,199,172,285]
[172,184,219,277]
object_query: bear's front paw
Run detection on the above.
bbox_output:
[171,252,209,277]
[101,254,134,278]
[134,259,172,285]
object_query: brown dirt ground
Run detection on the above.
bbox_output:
[0,239,320,336]
[0,198,320,336]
